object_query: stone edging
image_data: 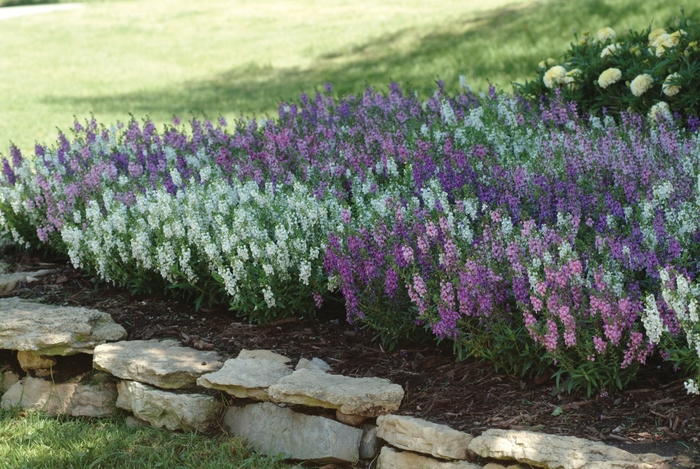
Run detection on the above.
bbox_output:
[0,295,669,469]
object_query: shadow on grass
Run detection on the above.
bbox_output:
[0,0,58,6]
[44,0,696,119]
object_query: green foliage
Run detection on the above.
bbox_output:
[550,346,641,396]
[517,7,700,119]
[360,297,433,352]
[454,319,554,380]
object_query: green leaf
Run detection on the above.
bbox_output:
[552,406,564,417]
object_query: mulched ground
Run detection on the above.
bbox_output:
[3,249,700,468]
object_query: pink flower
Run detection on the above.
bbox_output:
[402,245,414,264]
[544,319,559,352]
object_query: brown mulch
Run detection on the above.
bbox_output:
[2,249,700,468]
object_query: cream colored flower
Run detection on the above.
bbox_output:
[648,101,672,122]
[596,27,617,42]
[563,69,581,89]
[598,68,622,89]
[652,33,679,57]
[663,73,681,97]
[670,30,687,41]
[600,43,621,59]
[630,74,654,97]
[648,28,667,42]
[543,65,567,89]
[538,58,557,70]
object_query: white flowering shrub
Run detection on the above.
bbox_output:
[0,119,341,322]
[518,8,700,125]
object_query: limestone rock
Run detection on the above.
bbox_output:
[0,270,52,292]
[1,376,116,416]
[360,423,382,460]
[1,370,19,393]
[377,414,473,460]
[196,349,292,400]
[0,297,126,355]
[468,429,667,469]
[377,447,482,469]
[17,350,57,372]
[238,349,290,363]
[336,409,367,427]
[93,339,222,389]
[224,402,362,463]
[125,415,148,428]
[296,357,332,372]
[70,382,119,417]
[116,380,221,432]
[269,368,404,416]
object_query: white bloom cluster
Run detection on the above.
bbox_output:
[642,293,668,344]
[653,268,700,395]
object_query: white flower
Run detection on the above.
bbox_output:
[459,75,471,92]
[648,28,667,43]
[543,65,567,89]
[563,69,581,89]
[684,379,699,395]
[652,33,679,57]
[630,74,654,97]
[648,101,672,123]
[440,100,457,126]
[598,68,622,89]
[538,58,556,70]
[596,27,616,42]
[642,293,667,344]
[662,73,681,97]
[600,43,620,59]
[299,260,312,286]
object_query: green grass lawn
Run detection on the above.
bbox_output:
[0,0,692,155]
[0,407,285,469]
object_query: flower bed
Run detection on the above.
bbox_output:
[1,81,699,395]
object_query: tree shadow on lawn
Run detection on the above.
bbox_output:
[44,0,696,120]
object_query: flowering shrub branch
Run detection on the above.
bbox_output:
[517,7,700,123]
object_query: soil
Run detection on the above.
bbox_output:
[2,249,700,468]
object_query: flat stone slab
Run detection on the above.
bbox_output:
[0,297,126,355]
[377,414,473,460]
[0,269,52,292]
[468,429,667,469]
[1,376,116,417]
[268,368,404,417]
[377,447,482,469]
[93,339,222,389]
[196,349,292,400]
[117,380,221,432]
[224,402,362,463]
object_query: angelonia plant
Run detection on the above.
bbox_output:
[517,7,700,122]
[2,79,700,395]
